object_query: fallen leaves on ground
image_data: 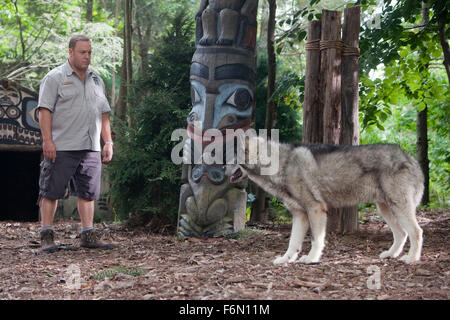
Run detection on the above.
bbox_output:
[0,209,448,300]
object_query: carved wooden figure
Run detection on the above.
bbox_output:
[178,0,259,237]
[196,0,258,46]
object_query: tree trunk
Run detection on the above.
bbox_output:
[110,0,120,110]
[86,0,94,22]
[125,0,133,88]
[251,0,277,224]
[417,2,430,206]
[13,0,25,60]
[320,10,342,233]
[250,187,268,223]
[265,0,278,134]
[303,20,322,143]
[116,50,128,121]
[438,15,450,85]
[116,0,133,123]
[417,106,429,205]
[340,6,360,234]
[137,24,152,78]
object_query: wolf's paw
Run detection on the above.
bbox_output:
[399,255,419,264]
[288,252,299,263]
[298,255,320,264]
[273,255,289,265]
[379,251,393,259]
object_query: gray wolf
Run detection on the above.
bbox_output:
[230,137,424,264]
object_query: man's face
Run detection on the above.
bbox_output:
[69,40,91,71]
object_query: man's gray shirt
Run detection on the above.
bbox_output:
[38,61,111,152]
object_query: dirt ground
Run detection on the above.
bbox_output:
[0,209,448,300]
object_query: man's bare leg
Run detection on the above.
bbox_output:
[77,197,94,229]
[41,197,58,227]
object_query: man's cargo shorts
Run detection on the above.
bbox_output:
[38,151,102,203]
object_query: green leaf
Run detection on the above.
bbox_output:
[297,31,307,42]
[399,48,409,58]
[431,47,442,59]
[417,102,427,112]
[376,122,385,131]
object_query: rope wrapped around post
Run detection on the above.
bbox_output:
[305,39,360,56]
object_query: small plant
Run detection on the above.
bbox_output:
[90,266,145,281]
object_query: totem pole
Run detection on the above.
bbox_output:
[177,0,259,237]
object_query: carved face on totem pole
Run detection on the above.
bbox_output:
[178,0,258,237]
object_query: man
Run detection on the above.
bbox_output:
[37,35,114,251]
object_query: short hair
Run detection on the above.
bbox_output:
[69,35,90,50]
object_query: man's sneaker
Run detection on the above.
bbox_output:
[40,229,58,252]
[80,229,114,250]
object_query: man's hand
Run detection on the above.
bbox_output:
[102,143,113,163]
[38,107,56,163]
[101,113,113,163]
[43,139,56,163]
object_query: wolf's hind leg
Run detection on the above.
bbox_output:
[392,202,423,263]
[376,202,407,259]
[299,204,327,264]
[273,210,309,265]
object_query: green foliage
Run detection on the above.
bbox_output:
[358,0,449,127]
[0,0,122,90]
[268,197,292,224]
[360,97,450,207]
[359,0,450,74]
[275,0,355,54]
[90,265,145,281]
[356,0,450,207]
[107,13,194,224]
[253,52,303,142]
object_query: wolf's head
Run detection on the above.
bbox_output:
[229,135,279,183]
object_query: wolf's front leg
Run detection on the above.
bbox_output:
[299,205,327,264]
[273,210,309,265]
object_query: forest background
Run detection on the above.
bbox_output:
[1,0,448,228]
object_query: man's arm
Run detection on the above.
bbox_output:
[37,74,58,163]
[38,108,56,163]
[101,112,113,163]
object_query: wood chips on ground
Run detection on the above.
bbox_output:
[0,209,448,300]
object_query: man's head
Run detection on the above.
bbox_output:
[68,35,91,72]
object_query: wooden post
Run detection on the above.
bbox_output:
[320,10,342,146]
[303,20,322,143]
[303,7,361,234]
[341,6,360,147]
[340,5,361,233]
[320,10,342,233]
